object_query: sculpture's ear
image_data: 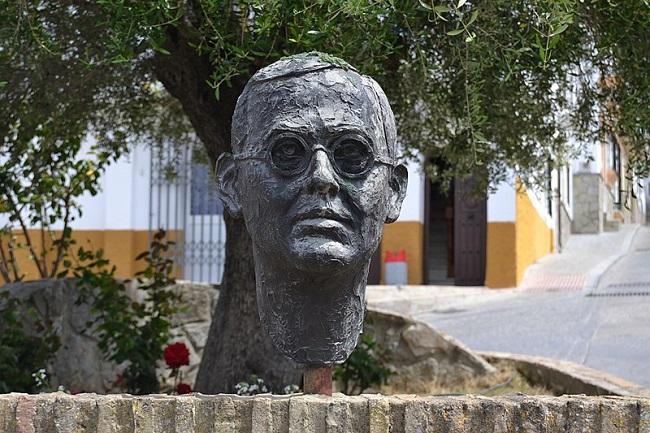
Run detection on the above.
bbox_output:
[385,163,408,223]
[215,152,242,218]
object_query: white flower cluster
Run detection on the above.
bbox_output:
[32,369,48,389]
[234,375,269,396]
[282,384,300,395]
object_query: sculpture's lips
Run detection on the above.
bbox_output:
[292,208,352,225]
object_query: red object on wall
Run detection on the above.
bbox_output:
[385,249,407,263]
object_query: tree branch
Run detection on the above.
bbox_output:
[0,236,12,283]
[50,193,72,278]
[40,204,49,277]
[7,235,22,282]
[151,22,251,164]
[4,193,46,278]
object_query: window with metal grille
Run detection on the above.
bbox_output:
[190,163,223,216]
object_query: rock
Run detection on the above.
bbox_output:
[363,308,496,393]
[481,351,650,397]
[167,282,219,326]
[1,279,119,393]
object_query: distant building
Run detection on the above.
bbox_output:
[378,132,646,288]
[377,158,560,288]
[1,140,225,284]
[4,133,646,287]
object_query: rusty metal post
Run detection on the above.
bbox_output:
[303,366,333,396]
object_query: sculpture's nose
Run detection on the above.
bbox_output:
[308,150,340,196]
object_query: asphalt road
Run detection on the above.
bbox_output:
[416,225,650,388]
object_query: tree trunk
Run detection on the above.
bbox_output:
[194,214,301,393]
[152,25,301,393]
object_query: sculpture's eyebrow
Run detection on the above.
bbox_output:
[262,123,374,144]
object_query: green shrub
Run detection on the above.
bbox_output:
[0,292,60,393]
[333,334,394,395]
[72,229,180,394]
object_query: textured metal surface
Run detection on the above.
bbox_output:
[215,53,408,365]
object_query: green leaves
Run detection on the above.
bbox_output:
[4,0,650,207]
[0,292,61,393]
[334,334,394,395]
[74,230,180,395]
[0,129,126,281]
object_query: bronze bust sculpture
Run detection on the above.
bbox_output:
[217,52,407,366]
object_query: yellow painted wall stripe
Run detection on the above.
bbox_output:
[2,230,180,283]
[515,190,554,286]
[484,222,517,288]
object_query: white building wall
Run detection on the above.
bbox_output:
[130,145,153,231]
[487,181,516,222]
[0,138,153,232]
[396,157,425,224]
[66,142,151,231]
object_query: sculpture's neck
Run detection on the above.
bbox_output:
[253,251,370,366]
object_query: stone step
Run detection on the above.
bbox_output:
[604,219,621,232]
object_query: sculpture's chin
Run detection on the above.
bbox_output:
[288,236,359,271]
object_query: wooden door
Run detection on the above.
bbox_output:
[454,177,487,286]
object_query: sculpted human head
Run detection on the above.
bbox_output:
[217,52,407,364]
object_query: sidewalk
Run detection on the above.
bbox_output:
[367,223,642,314]
[519,224,640,292]
[366,285,520,317]
[591,224,650,293]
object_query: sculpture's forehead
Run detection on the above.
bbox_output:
[242,70,385,150]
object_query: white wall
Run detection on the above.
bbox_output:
[70,142,151,231]
[487,180,516,222]
[396,157,425,223]
[130,145,153,230]
[0,137,153,232]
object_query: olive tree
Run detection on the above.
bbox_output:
[2,0,649,393]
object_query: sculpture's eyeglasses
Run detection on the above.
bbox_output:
[234,133,394,178]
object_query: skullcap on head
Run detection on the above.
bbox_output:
[248,51,357,83]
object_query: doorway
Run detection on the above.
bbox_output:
[424,176,487,286]
[424,180,455,284]
[453,176,487,286]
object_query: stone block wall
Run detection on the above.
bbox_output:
[160,282,219,390]
[1,393,649,433]
[572,173,604,234]
[1,279,119,393]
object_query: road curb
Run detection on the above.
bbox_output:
[583,224,641,294]
[480,351,650,397]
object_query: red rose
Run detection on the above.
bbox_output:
[163,342,190,369]
[177,383,192,395]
